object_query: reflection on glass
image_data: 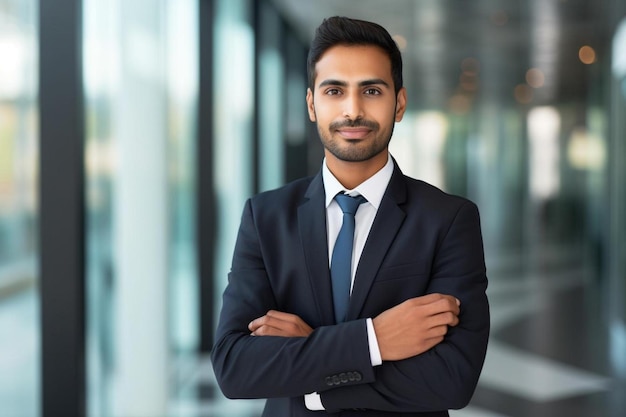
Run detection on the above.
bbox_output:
[210,1,265,415]
[212,0,254,311]
[0,1,39,416]
[613,19,626,100]
[528,106,561,201]
[83,0,198,415]
[609,17,626,378]
[258,2,285,192]
[390,111,449,190]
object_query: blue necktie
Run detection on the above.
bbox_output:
[331,193,367,323]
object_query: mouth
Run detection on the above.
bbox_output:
[335,127,372,140]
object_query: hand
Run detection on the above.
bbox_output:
[249,310,313,337]
[373,293,460,361]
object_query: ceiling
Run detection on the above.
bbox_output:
[270,0,616,110]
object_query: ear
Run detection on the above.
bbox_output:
[306,88,316,122]
[395,87,407,122]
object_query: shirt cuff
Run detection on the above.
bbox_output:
[366,318,382,366]
[304,392,324,410]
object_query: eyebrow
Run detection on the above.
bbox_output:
[318,78,390,89]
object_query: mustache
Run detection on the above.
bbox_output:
[329,118,379,131]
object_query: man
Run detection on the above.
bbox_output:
[211,16,489,416]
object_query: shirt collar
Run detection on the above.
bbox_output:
[322,154,394,210]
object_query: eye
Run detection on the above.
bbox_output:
[324,88,342,96]
[364,88,381,95]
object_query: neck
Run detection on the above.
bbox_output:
[325,151,388,189]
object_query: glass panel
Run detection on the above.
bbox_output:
[212,0,254,317]
[209,0,263,415]
[609,17,626,378]
[0,0,39,416]
[165,0,200,356]
[258,2,285,191]
[83,2,116,414]
[83,0,198,415]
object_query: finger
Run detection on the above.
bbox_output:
[249,315,306,336]
[409,293,460,309]
[261,312,301,334]
[249,310,292,330]
[248,314,272,332]
[249,316,260,331]
[265,310,288,318]
[265,310,299,323]
[251,324,286,337]
[429,311,460,328]
[436,294,460,309]
[266,311,313,335]
[423,296,460,317]
[408,293,445,306]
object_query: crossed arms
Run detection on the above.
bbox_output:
[250,293,461,362]
[211,198,490,413]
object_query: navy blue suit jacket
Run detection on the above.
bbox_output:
[211,163,490,416]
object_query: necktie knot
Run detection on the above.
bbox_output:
[334,193,367,216]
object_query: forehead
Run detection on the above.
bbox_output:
[313,44,393,87]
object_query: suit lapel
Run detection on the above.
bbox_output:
[298,173,335,325]
[347,164,407,320]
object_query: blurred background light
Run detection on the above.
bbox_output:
[567,127,606,170]
[392,34,407,51]
[528,106,561,200]
[526,68,546,88]
[514,83,533,104]
[579,45,597,64]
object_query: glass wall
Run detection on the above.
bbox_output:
[211,0,255,321]
[83,0,198,415]
[0,0,39,416]
[608,16,626,379]
[257,1,285,191]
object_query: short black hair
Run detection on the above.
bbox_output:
[307,16,403,94]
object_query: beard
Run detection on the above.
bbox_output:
[318,118,394,162]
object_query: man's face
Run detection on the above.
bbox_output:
[306,44,406,166]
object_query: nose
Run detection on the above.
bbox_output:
[343,94,364,120]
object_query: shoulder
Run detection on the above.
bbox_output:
[407,176,471,203]
[247,174,318,214]
[400,175,479,219]
[389,160,476,212]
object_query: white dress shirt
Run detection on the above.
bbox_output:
[305,155,394,410]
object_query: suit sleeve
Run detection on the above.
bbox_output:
[319,201,490,413]
[211,199,377,399]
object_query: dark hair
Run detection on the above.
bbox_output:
[307,16,403,94]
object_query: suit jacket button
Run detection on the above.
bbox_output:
[325,377,334,386]
[339,373,348,383]
[354,372,362,382]
[332,375,340,385]
[348,372,356,381]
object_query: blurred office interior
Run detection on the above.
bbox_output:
[1,0,626,416]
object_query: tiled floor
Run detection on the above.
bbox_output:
[469,268,626,416]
